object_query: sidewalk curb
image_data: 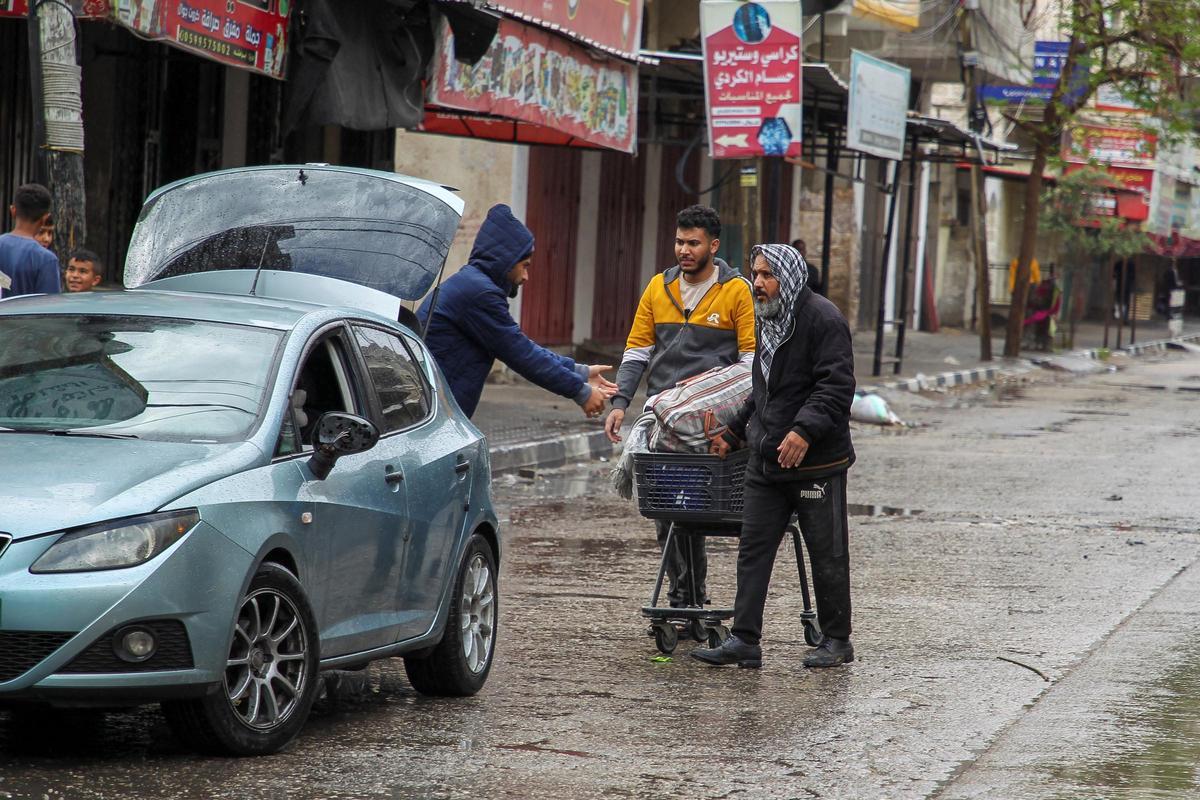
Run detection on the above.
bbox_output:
[861,363,1037,394]
[489,429,612,475]
[861,332,1200,395]
[1073,331,1200,360]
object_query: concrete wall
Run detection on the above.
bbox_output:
[934,162,974,328]
[793,162,861,327]
[393,131,522,281]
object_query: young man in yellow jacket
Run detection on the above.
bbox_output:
[605,205,756,610]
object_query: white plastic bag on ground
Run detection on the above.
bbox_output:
[851,392,904,426]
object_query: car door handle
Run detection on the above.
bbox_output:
[385,470,404,484]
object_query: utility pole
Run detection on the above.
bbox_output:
[28,1,86,266]
[742,163,760,267]
[961,3,992,361]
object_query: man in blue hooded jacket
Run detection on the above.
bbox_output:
[418,204,615,418]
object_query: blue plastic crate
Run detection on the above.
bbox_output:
[631,449,749,525]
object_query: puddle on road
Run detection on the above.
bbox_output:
[1050,644,1200,799]
[495,464,613,502]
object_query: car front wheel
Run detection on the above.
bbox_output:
[404,534,497,696]
[163,562,320,755]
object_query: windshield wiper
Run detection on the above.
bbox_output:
[0,428,140,439]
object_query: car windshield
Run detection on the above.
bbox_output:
[0,315,283,443]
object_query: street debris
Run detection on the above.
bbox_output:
[997,655,1051,682]
[495,739,597,759]
[851,392,906,426]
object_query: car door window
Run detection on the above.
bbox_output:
[277,334,360,455]
[399,330,430,377]
[352,326,431,432]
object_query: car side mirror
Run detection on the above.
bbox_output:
[307,412,380,480]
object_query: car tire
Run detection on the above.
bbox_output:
[404,534,497,697]
[162,562,320,755]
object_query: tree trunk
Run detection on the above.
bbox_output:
[31,2,86,268]
[971,163,991,360]
[1004,140,1048,357]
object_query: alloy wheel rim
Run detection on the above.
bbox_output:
[224,588,308,730]
[460,555,495,674]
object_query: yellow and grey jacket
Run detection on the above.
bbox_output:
[612,258,756,410]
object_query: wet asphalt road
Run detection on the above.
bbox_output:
[2,351,1200,799]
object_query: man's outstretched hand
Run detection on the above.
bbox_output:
[604,408,625,442]
[588,364,618,398]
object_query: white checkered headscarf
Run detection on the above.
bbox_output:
[751,243,808,380]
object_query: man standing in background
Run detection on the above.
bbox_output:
[0,184,61,299]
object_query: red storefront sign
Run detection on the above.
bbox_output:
[701,0,803,159]
[426,17,638,153]
[111,0,290,78]
[0,1,108,18]
[492,0,643,60]
[1062,124,1157,169]
[1107,166,1152,220]
[1064,163,1153,223]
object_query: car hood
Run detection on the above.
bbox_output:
[0,437,265,539]
[123,165,463,301]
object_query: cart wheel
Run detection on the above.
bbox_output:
[653,624,678,654]
[707,625,730,649]
[689,618,709,643]
[803,621,823,648]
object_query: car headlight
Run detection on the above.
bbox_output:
[30,510,200,573]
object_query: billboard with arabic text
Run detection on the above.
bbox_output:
[701,0,803,160]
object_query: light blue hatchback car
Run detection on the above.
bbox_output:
[0,166,500,755]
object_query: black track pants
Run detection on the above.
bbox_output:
[731,467,851,645]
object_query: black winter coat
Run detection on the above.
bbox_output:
[725,286,856,480]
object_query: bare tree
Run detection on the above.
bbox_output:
[1002,0,1200,357]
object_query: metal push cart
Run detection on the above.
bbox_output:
[632,449,824,655]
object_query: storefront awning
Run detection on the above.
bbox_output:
[423,14,639,153]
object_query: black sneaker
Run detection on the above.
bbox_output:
[691,635,762,668]
[803,637,854,668]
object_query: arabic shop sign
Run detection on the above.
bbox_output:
[1063,124,1157,169]
[111,0,290,79]
[701,0,803,160]
[846,50,910,161]
[980,41,1088,109]
[491,0,643,61]
[427,17,638,154]
[1033,40,1068,87]
[0,1,109,18]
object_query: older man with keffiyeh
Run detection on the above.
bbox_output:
[693,243,857,669]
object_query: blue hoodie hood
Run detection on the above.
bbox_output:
[468,204,535,293]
